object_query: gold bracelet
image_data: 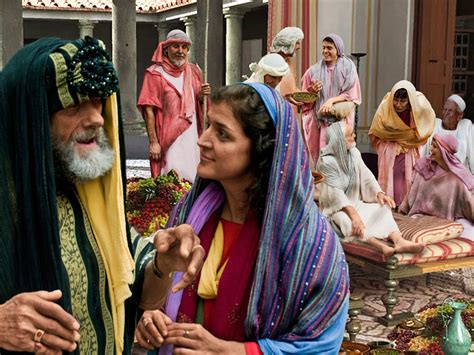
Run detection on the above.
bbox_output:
[151,253,173,279]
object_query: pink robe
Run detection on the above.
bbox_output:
[301,64,361,165]
[400,169,474,221]
[137,63,205,177]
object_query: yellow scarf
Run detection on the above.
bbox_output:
[76,94,135,354]
[369,80,435,150]
[198,221,228,299]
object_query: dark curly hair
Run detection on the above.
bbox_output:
[211,84,276,216]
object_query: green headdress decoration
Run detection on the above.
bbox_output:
[46,36,119,113]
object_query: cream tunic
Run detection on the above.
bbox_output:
[318,149,399,242]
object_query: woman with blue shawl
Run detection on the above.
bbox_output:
[300,34,361,166]
[134,83,349,354]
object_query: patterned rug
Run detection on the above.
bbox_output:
[348,263,473,343]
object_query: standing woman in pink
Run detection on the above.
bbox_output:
[369,80,435,206]
[300,34,361,165]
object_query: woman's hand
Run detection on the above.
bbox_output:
[164,323,246,354]
[0,290,80,353]
[318,98,334,115]
[308,80,323,94]
[149,142,162,161]
[135,309,172,350]
[376,191,396,209]
[153,225,205,293]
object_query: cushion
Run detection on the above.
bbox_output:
[394,213,463,245]
[342,237,474,265]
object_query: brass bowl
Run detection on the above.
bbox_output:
[340,341,370,355]
[291,91,319,104]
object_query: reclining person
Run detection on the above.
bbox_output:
[317,120,424,258]
[400,133,474,239]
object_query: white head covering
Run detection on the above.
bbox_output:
[447,94,466,113]
[245,53,290,84]
[270,27,304,55]
[165,29,192,46]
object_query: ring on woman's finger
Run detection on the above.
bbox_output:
[183,329,190,338]
[33,328,46,343]
[143,317,153,327]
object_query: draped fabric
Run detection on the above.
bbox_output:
[160,83,348,354]
[317,122,356,193]
[0,38,135,354]
[415,134,474,190]
[369,80,436,204]
[307,57,359,121]
[369,80,436,150]
[300,36,361,166]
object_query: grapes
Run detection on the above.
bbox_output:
[125,171,192,236]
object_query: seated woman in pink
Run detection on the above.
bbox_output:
[400,134,474,239]
[300,34,361,165]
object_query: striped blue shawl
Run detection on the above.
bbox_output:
[165,83,349,342]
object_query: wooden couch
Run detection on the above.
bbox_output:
[343,235,474,326]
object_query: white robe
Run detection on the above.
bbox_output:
[421,118,474,174]
[318,149,399,242]
[156,66,200,182]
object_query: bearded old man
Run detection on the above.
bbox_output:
[421,94,474,173]
[0,37,204,354]
[138,29,211,181]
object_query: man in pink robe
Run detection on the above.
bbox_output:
[299,34,361,167]
[138,30,210,181]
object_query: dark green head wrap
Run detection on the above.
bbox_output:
[0,37,125,324]
[46,36,119,113]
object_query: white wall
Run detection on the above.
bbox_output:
[317,0,354,58]
[320,0,415,152]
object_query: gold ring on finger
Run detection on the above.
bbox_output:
[143,317,153,327]
[33,328,45,343]
[183,329,190,338]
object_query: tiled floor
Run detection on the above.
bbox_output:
[349,264,473,343]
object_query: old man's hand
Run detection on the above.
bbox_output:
[201,83,211,96]
[153,224,205,293]
[0,290,80,353]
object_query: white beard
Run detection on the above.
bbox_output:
[170,57,186,67]
[52,127,115,183]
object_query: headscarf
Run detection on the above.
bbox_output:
[324,33,344,57]
[151,29,192,77]
[309,34,358,122]
[415,134,474,190]
[270,27,304,55]
[317,122,357,193]
[0,37,134,354]
[161,83,348,353]
[447,94,466,113]
[369,80,436,149]
[245,53,289,84]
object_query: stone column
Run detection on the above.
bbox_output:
[155,22,171,43]
[180,16,197,64]
[78,19,98,39]
[112,0,143,134]
[196,0,223,88]
[0,0,23,69]
[224,8,244,85]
